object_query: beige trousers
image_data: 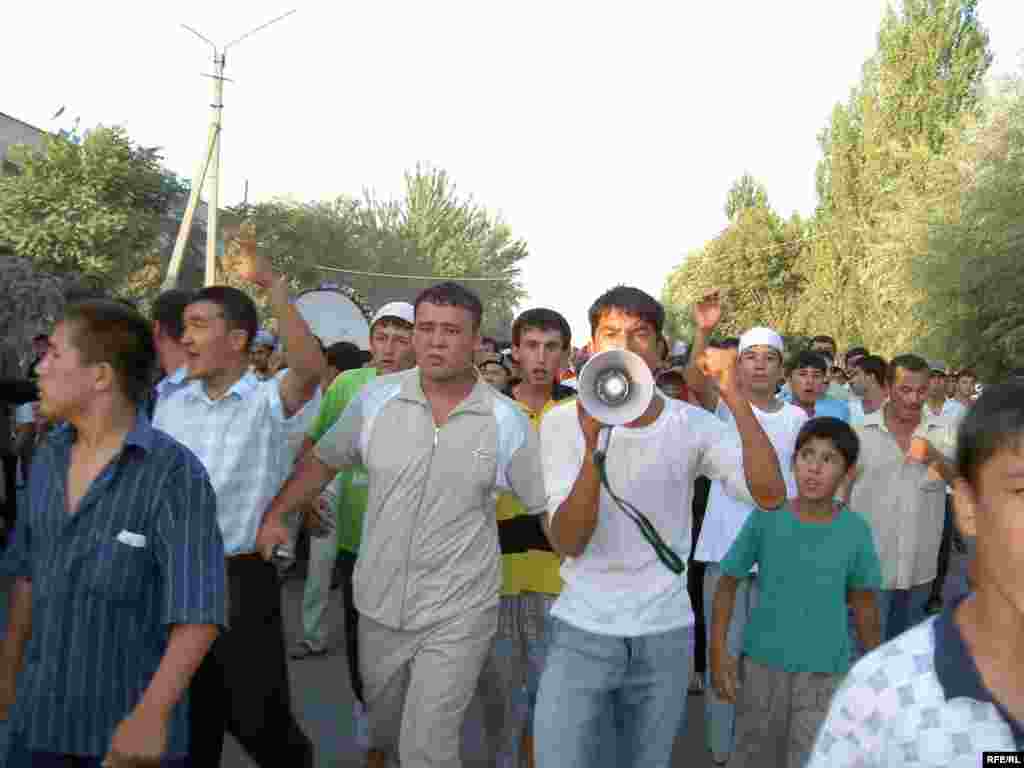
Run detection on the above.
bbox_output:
[360,605,498,768]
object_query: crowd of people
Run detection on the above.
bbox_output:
[0,230,1022,768]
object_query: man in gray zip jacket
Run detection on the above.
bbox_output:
[261,282,547,768]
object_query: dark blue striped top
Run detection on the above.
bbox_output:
[0,413,227,758]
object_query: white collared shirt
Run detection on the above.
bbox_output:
[155,366,189,402]
[154,372,309,555]
[851,406,956,590]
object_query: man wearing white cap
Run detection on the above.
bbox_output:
[693,326,808,766]
[288,301,416,761]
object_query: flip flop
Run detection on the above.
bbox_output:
[289,641,328,660]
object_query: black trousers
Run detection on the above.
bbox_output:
[930,495,956,601]
[336,550,365,704]
[688,476,711,676]
[1,454,17,530]
[188,555,313,768]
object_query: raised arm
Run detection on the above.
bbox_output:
[231,224,325,416]
[684,290,723,412]
[705,349,787,510]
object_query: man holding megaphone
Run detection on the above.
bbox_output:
[532,286,788,768]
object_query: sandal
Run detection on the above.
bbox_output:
[289,640,328,660]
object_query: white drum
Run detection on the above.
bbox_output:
[294,284,372,350]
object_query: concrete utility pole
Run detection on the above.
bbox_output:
[162,9,296,291]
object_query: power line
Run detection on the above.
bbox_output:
[314,264,513,282]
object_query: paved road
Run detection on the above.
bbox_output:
[221,566,717,768]
[0,543,970,768]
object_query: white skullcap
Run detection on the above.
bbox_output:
[738,327,784,356]
[371,301,415,328]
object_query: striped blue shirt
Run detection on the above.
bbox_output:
[0,414,227,758]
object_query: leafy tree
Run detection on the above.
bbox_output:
[724,173,769,221]
[0,126,181,292]
[224,165,528,337]
[914,73,1024,378]
[663,203,805,338]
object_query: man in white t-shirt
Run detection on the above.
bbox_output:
[534,287,787,768]
[691,326,808,765]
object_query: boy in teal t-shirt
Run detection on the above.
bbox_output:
[711,416,881,768]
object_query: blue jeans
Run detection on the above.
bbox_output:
[702,564,758,760]
[533,617,693,768]
[877,583,933,642]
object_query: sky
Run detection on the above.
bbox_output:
[4,1,1022,345]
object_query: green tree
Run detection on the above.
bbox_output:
[663,202,806,338]
[224,165,528,337]
[0,126,180,292]
[805,0,992,356]
[914,73,1024,378]
[368,165,527,335]
[724,173,769,221]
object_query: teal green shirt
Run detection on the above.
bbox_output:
[721,503,881,675]
[309,367,377,554]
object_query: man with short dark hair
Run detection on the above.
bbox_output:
[925,360,966,425]
[809,335,837,359]
[846,354,958,641]
[150,289,194,410]
[785,351,851,422]
[477,307,575,768]
[154,229,324,767]
[293,304,415,766]
[848,355,888,426]
[808,336,850,400]
[0,300,226,766]
[262,282,547,768]
[534,285,787,768]
[955,368,978,407]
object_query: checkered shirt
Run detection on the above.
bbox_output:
[154,372,309,555]
[808,597,1024,767]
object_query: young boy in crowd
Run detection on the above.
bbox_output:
[808,380,1024,766]
[711,417,882,768]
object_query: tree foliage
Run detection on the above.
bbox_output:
[663,0,996,363]
[225,165,527,337]
[0,126,181,292]
[914,74,1024,378]
[724,173,769,221]
[664,181,807,338]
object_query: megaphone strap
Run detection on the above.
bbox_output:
[592,431,686,576]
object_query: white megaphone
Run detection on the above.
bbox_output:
[577,349,656,426]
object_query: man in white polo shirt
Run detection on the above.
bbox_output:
[154,229,326,767]
[534,286,787,768]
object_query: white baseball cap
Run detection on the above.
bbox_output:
[738,327,784,356]
[371,301,415,329]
